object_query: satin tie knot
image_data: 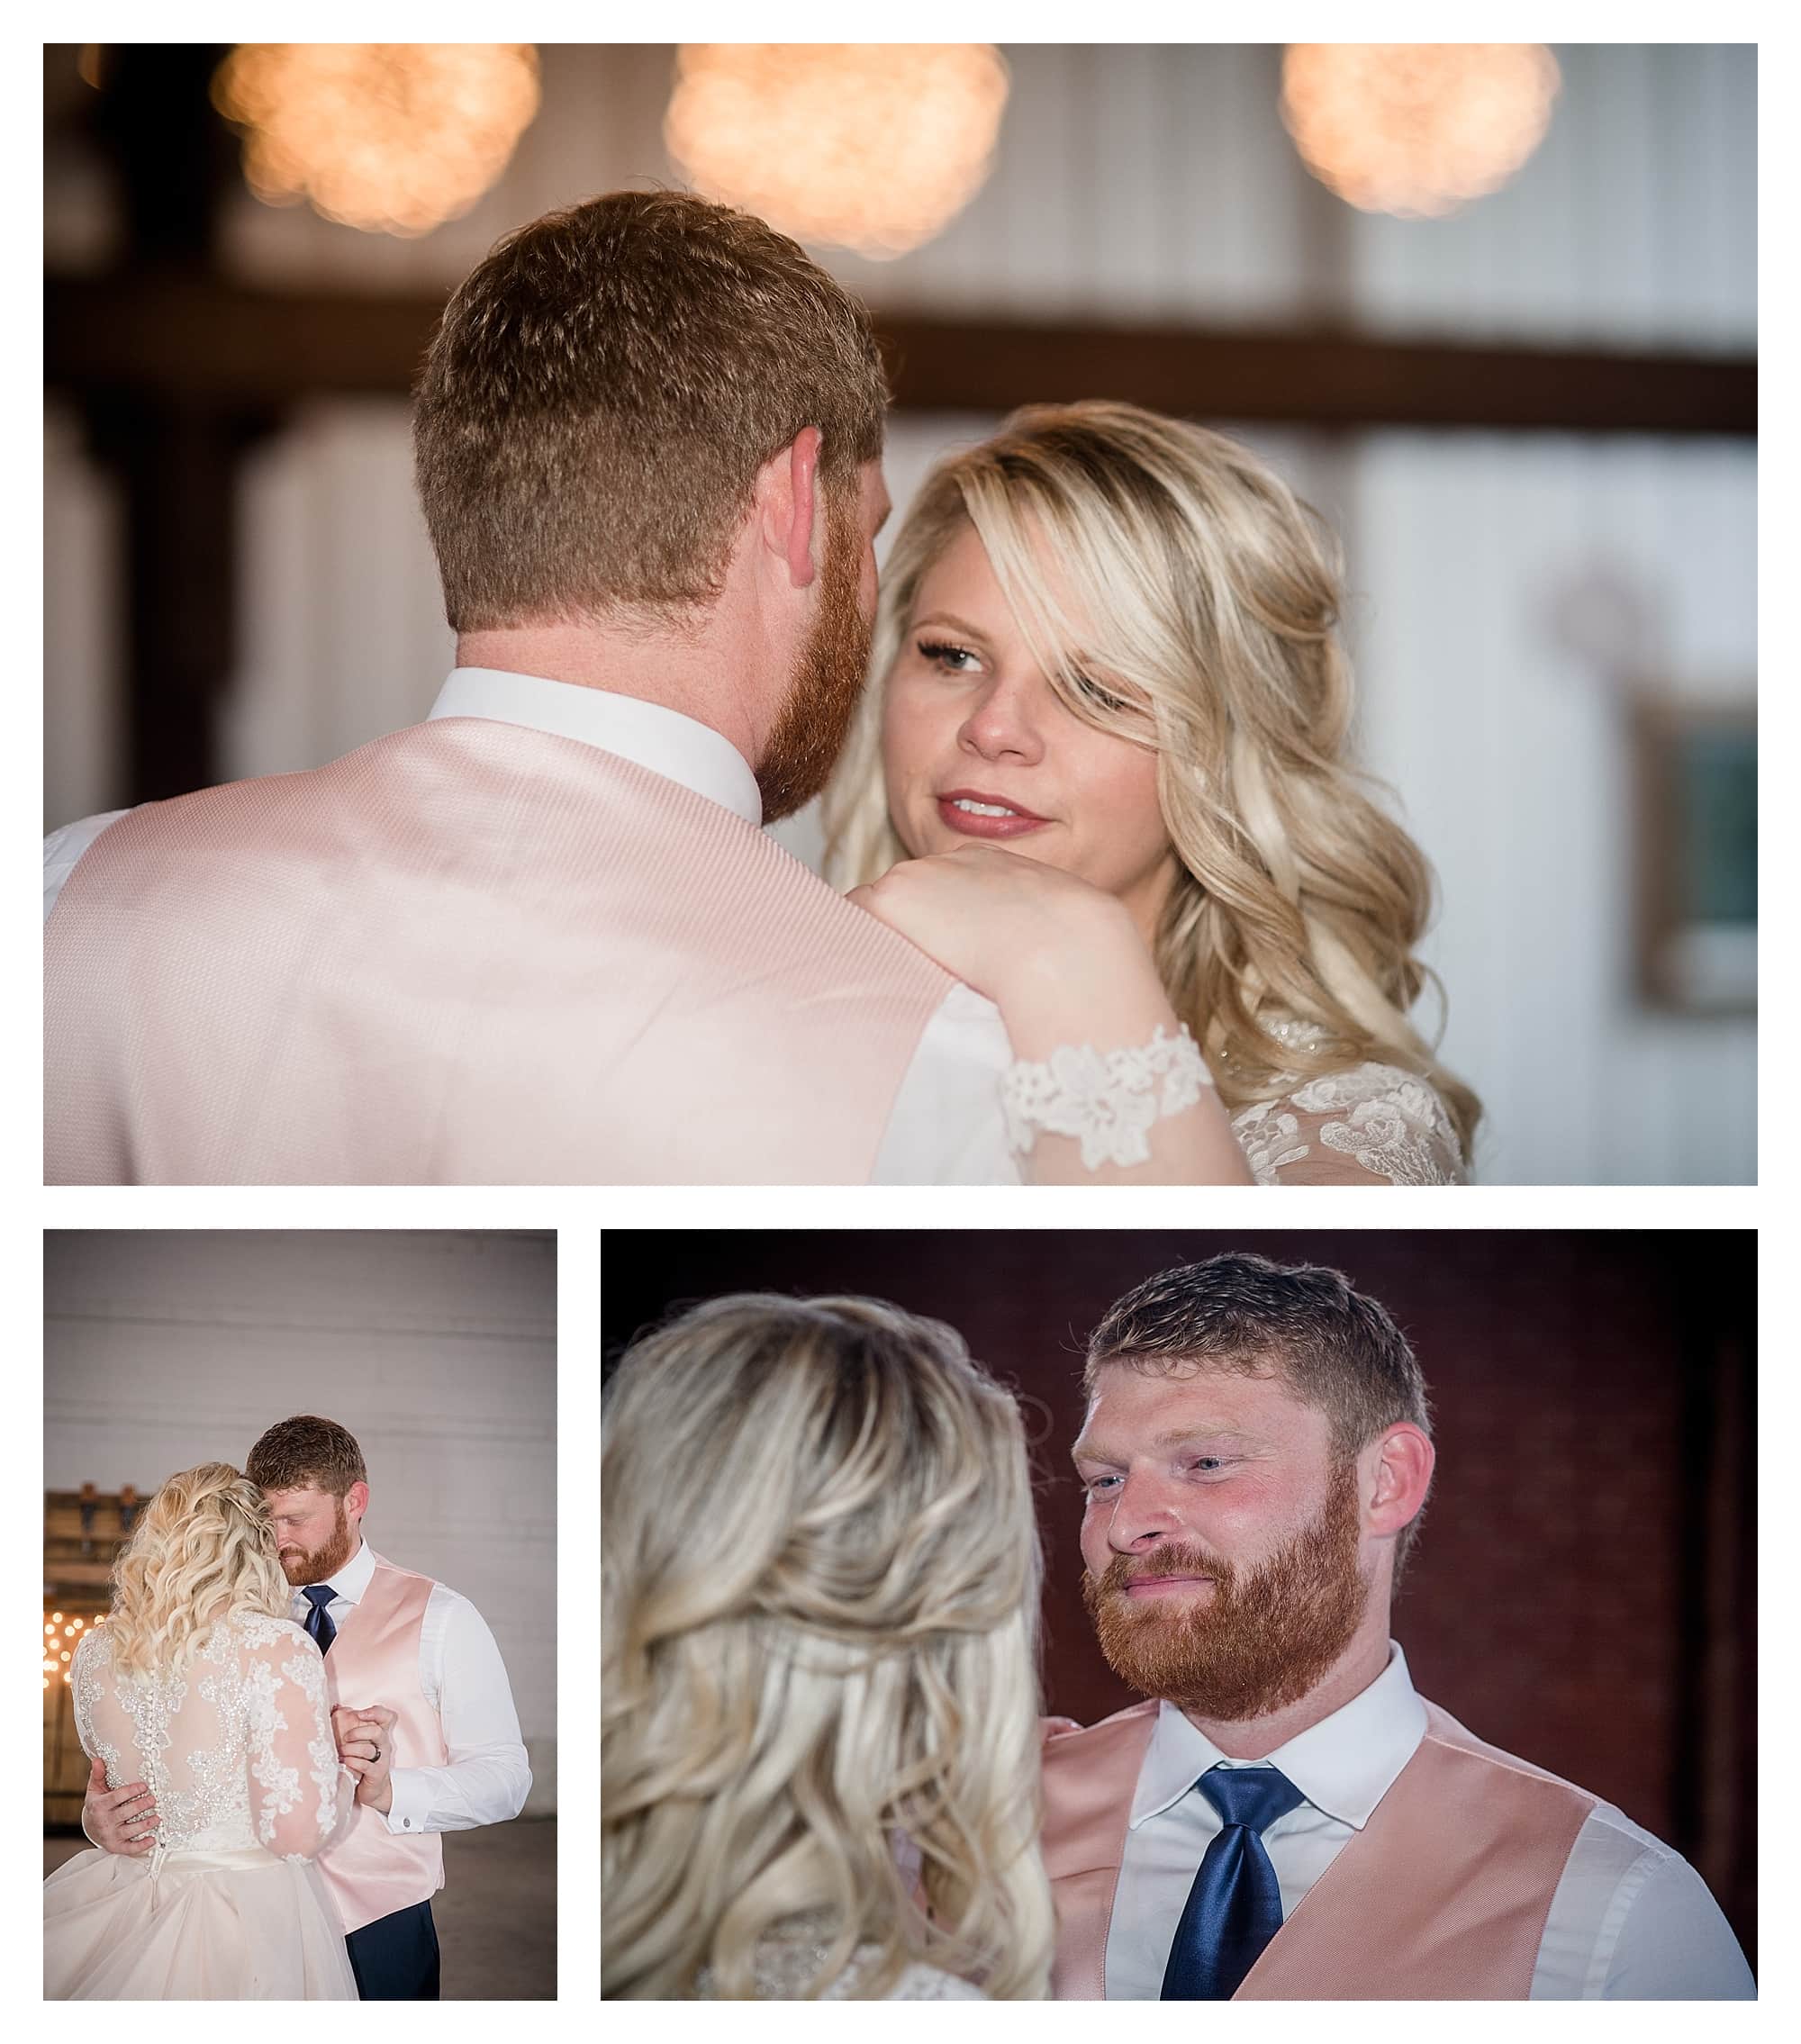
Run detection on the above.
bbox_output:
[300,1584,337,1655]
[1160,1765,1307,2000]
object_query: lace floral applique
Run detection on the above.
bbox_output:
[282,1647,343,1849]
[71,1631,122,1787]
[1002,1024,1210,1169]
[245,1657,300,1846]
[1230,1099,1309,1186]
[1290,1064,1464,1187]
[114,1660,186,1839]
[696,1915,983,2000]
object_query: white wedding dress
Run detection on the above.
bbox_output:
[44,1613,357,2000]
[698,1916,984,2000]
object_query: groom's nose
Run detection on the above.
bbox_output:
[1105,1470,1183,1551]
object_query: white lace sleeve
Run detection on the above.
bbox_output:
[240,1618,351,1860]
[1232,1063,1467,1186]
[1002,1024,1211,1169]
[70,1629,122,1785]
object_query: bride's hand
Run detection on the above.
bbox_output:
[853,844,1252,1185]
[849,845,1158,1036]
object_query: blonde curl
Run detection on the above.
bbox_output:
[105,1462,292,1678]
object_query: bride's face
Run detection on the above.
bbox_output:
[881,522,1177,942]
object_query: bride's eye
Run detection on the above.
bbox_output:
[1071,669,1127,713]
[917,638,982,674]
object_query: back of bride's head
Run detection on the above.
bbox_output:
[107,1462,291,1678]
[601,1295,1053,2000]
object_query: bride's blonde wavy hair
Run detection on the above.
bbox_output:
[601,1295,1054,2001]
[821,400,1480,1153]
[105,1462,292,1678]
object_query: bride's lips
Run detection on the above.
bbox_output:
[935,788,1052,840]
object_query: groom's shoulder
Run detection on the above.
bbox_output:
[1039,1696,1160,1749]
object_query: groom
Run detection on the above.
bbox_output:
[1044,1253,1753,1999]
[81,1415,530,2000]
[44,189,1014,1186]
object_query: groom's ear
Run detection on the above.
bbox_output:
[344,1479,369,1526]
[756,426,823,592]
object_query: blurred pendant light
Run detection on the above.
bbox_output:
[212,44,540,238]
[1281,44,1560,220]
[665,44,1009,259]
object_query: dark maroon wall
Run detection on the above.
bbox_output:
[601,1229,1754,1964]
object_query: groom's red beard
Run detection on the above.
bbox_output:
[277,1497,356,1587]
[756,489,873,822]
[1081,1458,1369,1723]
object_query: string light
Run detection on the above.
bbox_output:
[665,44,1009,259]
[212,44,540,237]
[1281,44,1560,219]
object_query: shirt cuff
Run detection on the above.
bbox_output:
[382,1768,431,1835]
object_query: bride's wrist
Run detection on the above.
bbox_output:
[1000,916,1174,1063]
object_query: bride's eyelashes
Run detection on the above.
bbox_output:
[915,637,982,674]
[1071,669,1128,713]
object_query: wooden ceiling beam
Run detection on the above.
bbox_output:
[46,272,1755,438]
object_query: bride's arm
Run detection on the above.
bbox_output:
[245,1625,355,1860]
[852,846,1251,1185]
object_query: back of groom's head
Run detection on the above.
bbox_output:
[413,189,890,635]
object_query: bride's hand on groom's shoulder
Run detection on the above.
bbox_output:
[850,846,1148,1008]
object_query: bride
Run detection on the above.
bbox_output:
[44,1463,360,2000]
[602,1293,1053,1998]
[823,400,1480,1185]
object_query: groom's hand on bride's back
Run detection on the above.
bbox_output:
[81,1754,158,1855]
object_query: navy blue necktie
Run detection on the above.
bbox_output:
[1160,1766,1307,1999]
[301,1584,337,1654]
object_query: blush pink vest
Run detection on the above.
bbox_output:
[1040,1694,1597,1999]
[44,718,954,1184]
[315,1551,448,1936]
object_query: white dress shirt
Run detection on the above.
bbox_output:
[1108,1644,1753,2001]
[43,669,1021,1185]
[301,1538,531,1838]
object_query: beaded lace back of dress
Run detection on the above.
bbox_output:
[71,1612,344,1862]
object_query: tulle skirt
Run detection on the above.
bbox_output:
[44,1841,359,2000]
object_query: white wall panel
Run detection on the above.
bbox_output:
[225,402,453,782]
[1351,433,1755,1185]
[43,1232,557,1769]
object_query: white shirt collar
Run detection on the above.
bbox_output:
[1130,1642,1428,1833]
[306,1536,376,1607]
[427,667,763,828]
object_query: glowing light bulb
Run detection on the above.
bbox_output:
[213,43,540,238]
[665,44,1009,259]
[1281,44,1560,219]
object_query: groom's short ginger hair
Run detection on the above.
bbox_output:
[412,188,890,632]
[246,1415,368,1497]
[1085,1253,1432,1560]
